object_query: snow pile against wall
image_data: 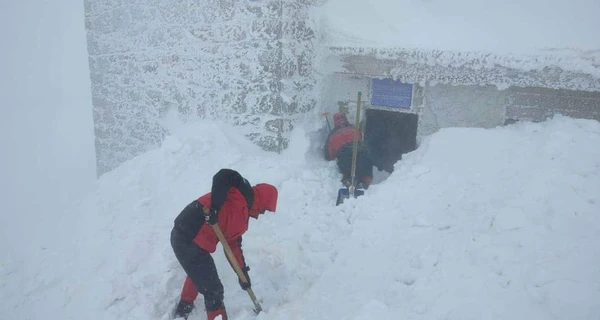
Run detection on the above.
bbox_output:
[283,116,600,320]
[2,115,599,320]
[315,0,600,91]
[85,0,318,175]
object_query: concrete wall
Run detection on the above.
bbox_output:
[505,86,600,123]
[419,84,507,137]
[323,74,506,137]
[326,73,600,143]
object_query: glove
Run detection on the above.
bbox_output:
[205,207,219,225]
[238,265,251,290]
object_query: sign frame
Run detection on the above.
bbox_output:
[370,78,413,109]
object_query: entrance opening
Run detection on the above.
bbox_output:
[364,109,419,173]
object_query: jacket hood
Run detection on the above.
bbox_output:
[333,112,349,128]
[249,183,278,218]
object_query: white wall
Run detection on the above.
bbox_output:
[419,84,507,138]
[0,1,96,249]
[322,75,507,144]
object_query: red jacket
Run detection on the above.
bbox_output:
[181,169,278,302]
[325,125,363,160]
[194,188,249,263]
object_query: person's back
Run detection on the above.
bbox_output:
[324,113,373,188]
[325,125,362,160]
[325,113,363,159]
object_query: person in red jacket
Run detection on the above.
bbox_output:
[324,112,373,189]
[170,169,278,320]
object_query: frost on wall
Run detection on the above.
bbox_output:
[333,48,600,93]
[85,0,317,175]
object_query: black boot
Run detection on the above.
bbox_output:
[174,300,194,319]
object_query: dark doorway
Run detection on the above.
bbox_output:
[364,109,419,173]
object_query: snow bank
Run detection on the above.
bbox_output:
[2,116,599,319]
[278,115,600,319]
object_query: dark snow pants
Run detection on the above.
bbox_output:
[336,143,373,182]
[171,208,224,311]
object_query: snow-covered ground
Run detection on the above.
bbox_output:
[2,115,599,320]
[3,1,600,319]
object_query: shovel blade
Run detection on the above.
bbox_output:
[336,187,365,206]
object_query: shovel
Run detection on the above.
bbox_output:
[211,223,262,314]
[336,91,366,206]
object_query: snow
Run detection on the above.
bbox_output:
[3,1,600,319]
[85,0,317,175]
[318,0,600,55]
[0,0,96,278]
[315,0,600,83]
[3,115,599,319]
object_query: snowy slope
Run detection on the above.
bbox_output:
[3,115,599,319]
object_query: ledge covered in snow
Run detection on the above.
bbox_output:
[327,47,600,92]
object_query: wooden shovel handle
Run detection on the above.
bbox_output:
[210,222,263,313]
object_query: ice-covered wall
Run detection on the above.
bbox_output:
[85,0,317,175]
[334,48,600,93]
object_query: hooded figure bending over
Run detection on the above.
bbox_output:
[170,169,278,320]
[324,112,374,189]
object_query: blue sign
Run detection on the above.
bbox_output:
[371,78,412,108]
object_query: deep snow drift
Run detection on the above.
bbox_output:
[2,115,599,320]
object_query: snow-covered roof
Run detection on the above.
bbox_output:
[319,0,600,54]
[317,0,600,91]
[329,47,600,92]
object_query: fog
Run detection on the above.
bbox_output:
[0,1,96,253]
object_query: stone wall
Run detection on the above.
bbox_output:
[505,87,600,123]
[85,0,317,175]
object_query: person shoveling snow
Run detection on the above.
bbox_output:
[324,112,374,189]
[170,169,278,320]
